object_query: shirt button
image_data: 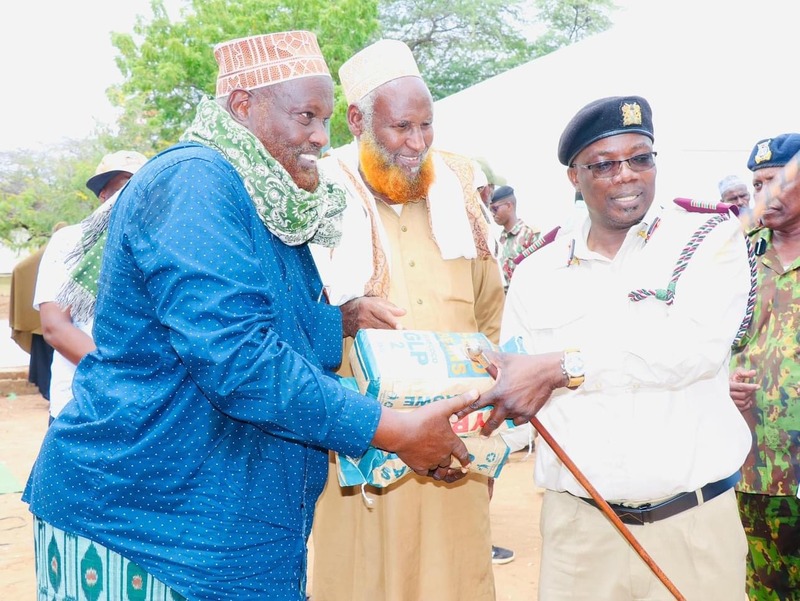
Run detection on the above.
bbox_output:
[409,260,415,267]
[416,299,423,305]
[401,225,408,232]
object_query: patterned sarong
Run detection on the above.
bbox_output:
[33,516,185,601]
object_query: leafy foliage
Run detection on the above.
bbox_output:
[0,142,107,250]
[531,0,615,55]
[379,0,536,100]
[110,0,379,150]
[0,0,616,248]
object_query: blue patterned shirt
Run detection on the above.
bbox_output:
[24,142,381,600]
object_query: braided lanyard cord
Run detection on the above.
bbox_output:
[628,213,756,346]
[628,215,728,305]
[733,236,758,347]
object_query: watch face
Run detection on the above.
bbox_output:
[564,352,584,376]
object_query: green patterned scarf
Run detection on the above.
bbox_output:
[181,97,346,247]
[55,195,116,324]
[57,96,345,323]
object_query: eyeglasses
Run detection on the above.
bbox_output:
[571,152,658,179]
[490,202,510,214]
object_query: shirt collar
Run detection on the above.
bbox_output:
[569,202,665,265]
[505,219,526,236]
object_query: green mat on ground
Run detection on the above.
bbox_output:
[0,462,23,494]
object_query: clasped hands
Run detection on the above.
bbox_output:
[372,348,565,484]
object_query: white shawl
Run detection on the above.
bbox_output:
[310,141,482,305]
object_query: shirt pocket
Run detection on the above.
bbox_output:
[518,296,585,350]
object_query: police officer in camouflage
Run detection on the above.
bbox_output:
[730,132,800,600]
[489,185,540,291]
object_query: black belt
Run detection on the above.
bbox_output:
[582,472,740,526]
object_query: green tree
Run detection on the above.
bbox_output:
[109,0,612,146]
[0,0,616,247]
[379,0,536,100]
[531,0,615,55]
[110,0,379,150]
[0,142,107,250]
[378,0,614,100]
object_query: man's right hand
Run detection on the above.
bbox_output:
[371,390,478,484]
[730,367,758,411]
[455,350,564,437]
[340,296,406,338]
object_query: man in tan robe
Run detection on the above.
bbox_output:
[310,39,505,601]
[8,223,66,398]
[9,246,45,355]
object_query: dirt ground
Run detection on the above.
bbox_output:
[0,390,543,600]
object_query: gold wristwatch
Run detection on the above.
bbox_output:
[561,349,585,389]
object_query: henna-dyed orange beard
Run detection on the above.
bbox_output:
[358,133,435,204]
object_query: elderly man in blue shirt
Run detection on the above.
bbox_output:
[23,31,476,601]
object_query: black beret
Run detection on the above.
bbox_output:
[747,133,800,171]
[491,185,514,203]
[557,96,654,166]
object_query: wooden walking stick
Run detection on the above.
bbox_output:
[528,419,686,601]
[465,345,687,601]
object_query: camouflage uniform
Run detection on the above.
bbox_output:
[499,219,539,289]
[731,227,800,600]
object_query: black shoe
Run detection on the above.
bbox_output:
[491,545,515,565]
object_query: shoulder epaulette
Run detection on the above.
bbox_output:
[513,226,561,265]
[673,197,739,216]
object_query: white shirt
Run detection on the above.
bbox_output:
[502,201,752,502]
[33,224,93,417]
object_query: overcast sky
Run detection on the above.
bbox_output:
[0,0,181,152]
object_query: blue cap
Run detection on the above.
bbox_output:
[558,96,654,166]
[747,133,800,171]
